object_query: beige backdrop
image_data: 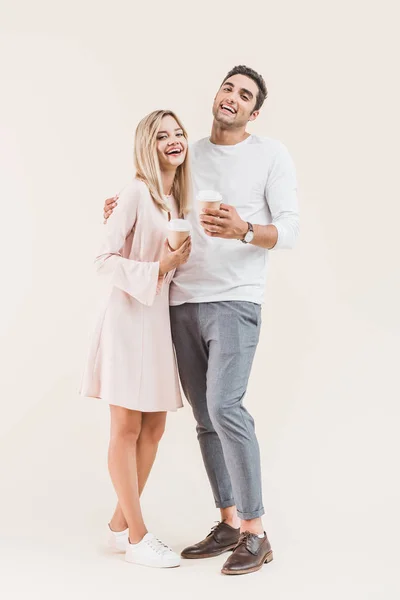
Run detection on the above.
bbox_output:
[1,0,399,598]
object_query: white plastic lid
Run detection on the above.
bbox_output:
[167,218,192,232]
[196,190,222,201]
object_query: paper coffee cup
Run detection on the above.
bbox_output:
[197,190,222,213]
[167,219,192,250]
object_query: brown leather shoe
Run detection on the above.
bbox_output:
[181,521,240,559]
[221,531,273,575]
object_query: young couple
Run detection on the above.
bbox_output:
[80,65,299,576]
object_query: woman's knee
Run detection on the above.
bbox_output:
[116,427,142,446]
[140,414,166,444]
[110,407,142,444]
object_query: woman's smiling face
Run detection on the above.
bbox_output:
[156,115,188,171]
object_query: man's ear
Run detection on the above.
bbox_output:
[249,110,260,122]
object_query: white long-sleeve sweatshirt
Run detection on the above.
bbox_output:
[169,135,299,306]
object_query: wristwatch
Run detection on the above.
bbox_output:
[241,222,254,244]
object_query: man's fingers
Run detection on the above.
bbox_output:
[103,204,116,219]
[105,195,118,207]
[200,215,225,226]
[205,230,227,238]
[204,225,223,234]
[200,218,223,233]
[202,206,229,217]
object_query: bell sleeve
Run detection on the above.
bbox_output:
[95,181,161,306]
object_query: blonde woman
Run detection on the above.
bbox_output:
[80,110,192,568]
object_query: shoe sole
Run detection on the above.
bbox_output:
[221,550,274,575]
[181,544,237,559]
[125,558,180,569]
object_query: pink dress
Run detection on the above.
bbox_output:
[80,179,183,412]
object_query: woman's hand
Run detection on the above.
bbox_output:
[159,237,191,276]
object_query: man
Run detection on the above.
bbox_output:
[104,65,299,575]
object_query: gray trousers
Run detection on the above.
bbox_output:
[170,301,264,520]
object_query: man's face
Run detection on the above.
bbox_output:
[212,74,260,128]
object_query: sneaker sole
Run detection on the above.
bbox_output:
[125,557,180,569]
[221,550,274,575]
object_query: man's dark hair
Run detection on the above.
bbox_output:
[222,65,268,112]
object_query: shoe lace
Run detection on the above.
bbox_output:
[146,537,173,556]
[233,531,252,550]
[209,520,224,536]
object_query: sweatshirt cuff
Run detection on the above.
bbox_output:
[270,220,297,250]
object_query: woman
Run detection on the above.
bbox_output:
[80,110,192,568]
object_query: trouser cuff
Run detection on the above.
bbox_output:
[215,498,236,509]
[237,507,265,520]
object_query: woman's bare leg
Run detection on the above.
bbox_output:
[137,412,167,495]
[109,503,128,532]
[109,411,167,531]
[108,406,146,543]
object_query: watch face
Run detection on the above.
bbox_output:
[245,230,254,243]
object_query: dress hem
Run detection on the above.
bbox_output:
[80,392,183,413]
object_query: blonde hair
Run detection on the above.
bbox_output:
[134,110,191,217]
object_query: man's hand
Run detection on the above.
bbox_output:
[199,203,248,240]
[103,195,118,224]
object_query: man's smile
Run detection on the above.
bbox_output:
[220,103,237,115]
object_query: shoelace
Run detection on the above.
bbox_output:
[233,531,253,551]
[146,537,173,556]
[208,520,224,537]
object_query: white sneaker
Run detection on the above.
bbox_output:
[125,533,180,568]
[107,524,129,552]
